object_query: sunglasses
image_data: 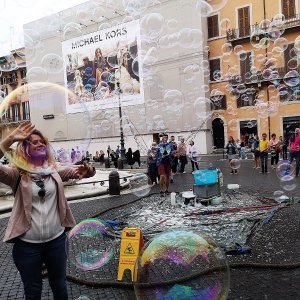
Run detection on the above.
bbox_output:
[36,180,46,198]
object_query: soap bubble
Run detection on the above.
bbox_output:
[280,179,297,191]
[276,161,295,181]
[134,229,229,300]
[41,53,64,74]
[283,70,300,87]
[230,158,241,170]
[273,190,284,201]
[0,82,91,174]
[66,219,116,271]
[130,173,152,197]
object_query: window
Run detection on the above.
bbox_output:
[238,6,250,37]
[209,58,221,82]
[284,43,295,65]
[207,15,219,38]
[237,92,256,107]
[22,101,30,120]
[282,0,296,19]
[240,52,252,81]
[2,108,11,121]
[12,103,20,122]
[211,95,226,110]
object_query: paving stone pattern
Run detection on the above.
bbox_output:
[0,156,299,299]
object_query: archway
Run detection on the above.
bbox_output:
[212,118,225,149]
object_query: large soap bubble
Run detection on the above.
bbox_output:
[134,229,229,300]
[0,82,91,174]
[66,218,116,271]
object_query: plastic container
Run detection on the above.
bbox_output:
[192,169,218,186]
[227,184,240,189]
[170,192,177,205]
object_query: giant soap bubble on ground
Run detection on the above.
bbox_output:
[134,229,229,300]
[66,218,116,271]
[0,82,91,175]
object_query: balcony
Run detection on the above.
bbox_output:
[228,65,300,87]
[227,14,300,44]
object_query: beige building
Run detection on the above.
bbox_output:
[22,0,213,155]
[208,0,300,147]
[0,49,29,139]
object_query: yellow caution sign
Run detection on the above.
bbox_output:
[117,227,144,281]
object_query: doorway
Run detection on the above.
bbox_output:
[239,120,257,145]
[212,118,225,148]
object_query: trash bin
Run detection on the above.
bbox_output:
[109,170,120,195]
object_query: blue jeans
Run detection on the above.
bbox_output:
[289,150,300,176]
[148,163,158,183]
[260,152,268,172]
[13,233,68,300]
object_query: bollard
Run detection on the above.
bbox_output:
[117,158,124,170]
[104,157,110,168]
[109,170,120,195]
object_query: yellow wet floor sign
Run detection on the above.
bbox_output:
[117,227,144,281]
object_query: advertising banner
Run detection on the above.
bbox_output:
[62,20,144,113]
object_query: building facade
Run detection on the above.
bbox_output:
[0,49,29,140]
[208,0,300,147]
[21,0,213,155]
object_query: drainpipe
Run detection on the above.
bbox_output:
[263,0,271,139]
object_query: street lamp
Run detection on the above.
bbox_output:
[116,81,126,160]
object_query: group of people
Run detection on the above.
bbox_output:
[225,130,299,175]
[147,133,200,195]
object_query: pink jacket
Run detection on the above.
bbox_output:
[1,165,87,243]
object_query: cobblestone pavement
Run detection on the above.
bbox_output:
[0,156,299,299]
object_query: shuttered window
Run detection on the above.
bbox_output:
[282,0,296,19]
[240,52,252,81]
[208,15,219,38]
[209,58,221,82]
[237,92,256,108]
[238,6,250,37]
[284,43,295,65]
[22,101,30,120]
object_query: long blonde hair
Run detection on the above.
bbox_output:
[12,129,57,173]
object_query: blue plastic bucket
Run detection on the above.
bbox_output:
[192,169,218,186]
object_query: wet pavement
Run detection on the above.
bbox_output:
[0,155,299,299]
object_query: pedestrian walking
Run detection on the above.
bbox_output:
[288,128,300,176]
[225,136,238,174]
[147,142,158,185]
[269,133,280,168]
[252,134,260,169]
[133,149,141,168]
[280,135,288,160]
[259,133,270,173]
[0,122,95,300]
[177,137,187,173]
[188,140,199,172]
[156,133,174,196]
[169,135,178,183]
[125,148,134,169]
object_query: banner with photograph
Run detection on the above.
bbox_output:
[62,20,144,114]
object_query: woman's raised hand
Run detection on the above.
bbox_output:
[10,122,35,142]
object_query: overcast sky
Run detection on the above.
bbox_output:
[0,0,89,56]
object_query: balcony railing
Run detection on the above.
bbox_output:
[228,65,300,86]
[227,14,300,42]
